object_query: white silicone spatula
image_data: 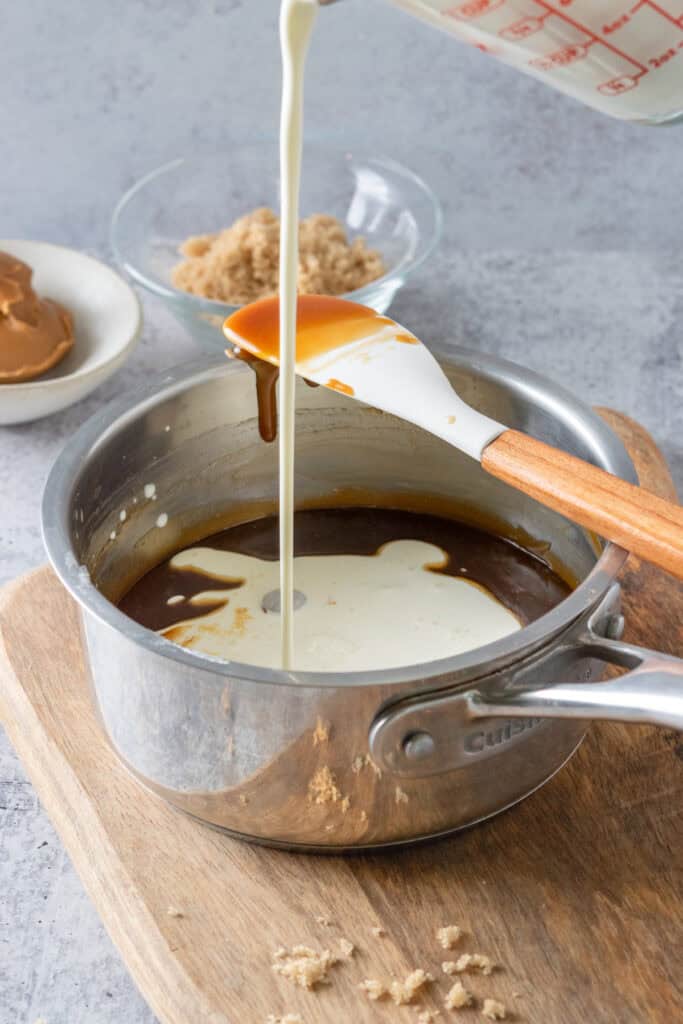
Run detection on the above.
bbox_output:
[224,295,683,579]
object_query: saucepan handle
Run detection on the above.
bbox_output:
[469,633,683,731]
[369,584,682,777]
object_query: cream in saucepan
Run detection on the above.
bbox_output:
[119,508,571,672]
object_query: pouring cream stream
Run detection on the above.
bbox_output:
[278,0,318,668]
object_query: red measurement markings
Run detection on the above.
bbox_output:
[500,14,551,41]
[598,75,639,95]
[445,0,683,95]
[650,46,678,66]
[444,0,504,20]
[530,1,649,74]
[603,14,631,33]
[530,41,593,71]
[631,1,683,27]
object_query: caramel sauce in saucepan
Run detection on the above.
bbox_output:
[119,507,571,643]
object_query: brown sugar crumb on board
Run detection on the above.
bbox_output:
[390,968,434,1005]
[352,753,382,778]
[239,794,249,806]
[312,718,330,745]
[359,979,388,1001]
[339,938,355,959]
[437,925,463,949]
[452,953,494,976]
[395,786,409,805]
[417,1012,441,1024]
[371,925,386,937]
[266,1016,303,1024]
[166,906,184,918]
[444,980,473,1010]
[271,945,337,990]
[308,766,342,805]
[481,999,506,1020]
[315,915,332,927]
[341,796,351,813]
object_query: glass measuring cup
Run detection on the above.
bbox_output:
[323,0,683,124]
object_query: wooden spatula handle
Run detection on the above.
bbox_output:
[482,429,683,578]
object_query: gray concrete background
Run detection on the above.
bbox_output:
[1,2,681,1022]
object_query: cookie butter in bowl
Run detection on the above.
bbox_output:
[0,251,74,382]
[0,241,141,426]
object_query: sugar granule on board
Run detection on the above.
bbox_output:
[444,980,473,1009]
[271,945,337,990]
[482,998,507,1020]
[389,968,434,1005]
[436,925,463,949]
[359,978,387,1001]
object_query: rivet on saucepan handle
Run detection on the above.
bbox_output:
[402,731,436,761]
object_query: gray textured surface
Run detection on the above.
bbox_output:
[1,2,681,1023]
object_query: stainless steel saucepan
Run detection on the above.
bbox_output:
[42,350,683,850]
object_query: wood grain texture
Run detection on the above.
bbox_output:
[482,426,683,580]
[0,410,681,1024]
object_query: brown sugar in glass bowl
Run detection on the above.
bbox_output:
[172,208,386,306]
[110,148,443,351]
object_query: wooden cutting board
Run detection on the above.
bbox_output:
[0,409,681,1024]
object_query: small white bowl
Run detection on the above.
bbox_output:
[0,241,142,425]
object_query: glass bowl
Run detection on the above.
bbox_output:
[110,143,442,351]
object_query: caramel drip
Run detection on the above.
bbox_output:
[226,295,399,440]
[230,345,333,444]
[232,348,280,443]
